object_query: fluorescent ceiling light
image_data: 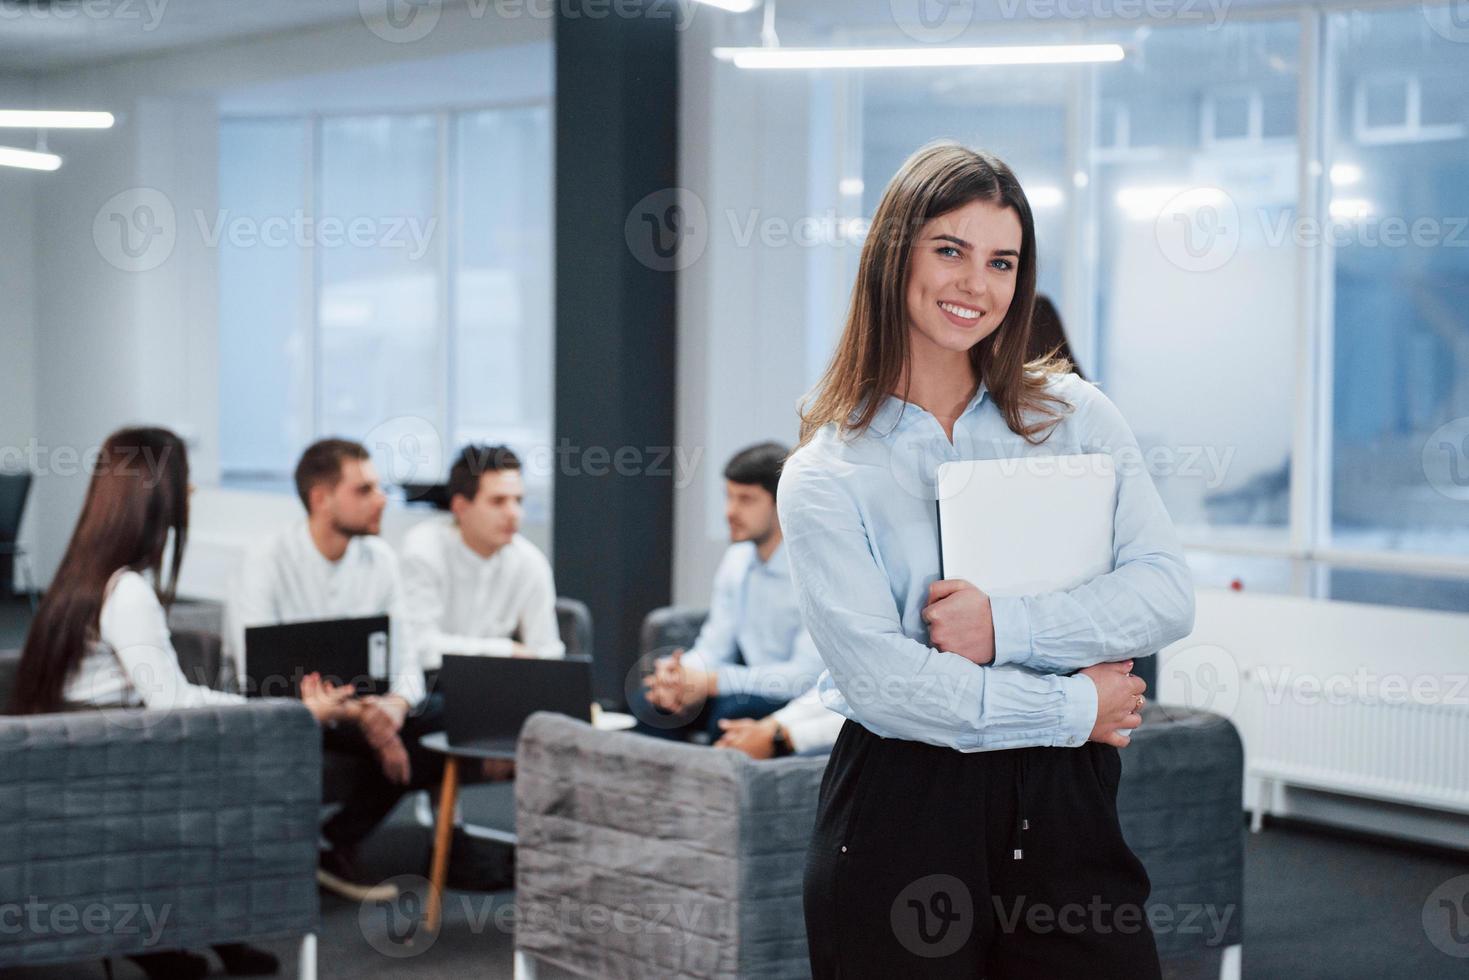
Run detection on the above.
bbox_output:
[712,44,1125,70]
[1329,163,1362,187]
[0,145,62,171]
[839,177,864,196]
[693,0,759,10]
[0,110,114,129]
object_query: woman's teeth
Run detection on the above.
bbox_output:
[939,301,981,320]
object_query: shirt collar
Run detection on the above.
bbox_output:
[752,541,788,577]
[863,379,990,438]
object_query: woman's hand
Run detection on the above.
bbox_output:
[1080,660,1146,748]
[376,735,412,785]
[922,579,996,666]
[299,672,354,724]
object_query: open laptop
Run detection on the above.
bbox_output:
[244,615,391,698]
[440,654,594,752]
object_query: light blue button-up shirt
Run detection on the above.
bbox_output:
[682,541,825,701]
[778,371,1196,751]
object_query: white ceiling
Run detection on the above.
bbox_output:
[0,0,1368,74]
[0,0,373,72]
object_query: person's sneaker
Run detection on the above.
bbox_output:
[213,942,280,976]
[124,951,210,980]
[317,848,399,903]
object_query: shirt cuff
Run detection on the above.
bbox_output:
[779,712,844,754]
[1054,672,1097,748]
[989,595,1034,668]
[712,663,747,697]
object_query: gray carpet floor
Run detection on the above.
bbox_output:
[3,598,1468,978]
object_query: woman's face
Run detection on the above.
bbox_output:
[904,197,1022,357]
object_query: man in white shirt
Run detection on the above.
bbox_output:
[635,442,828,743]
[401,444,564,679]
[233,438,439,902]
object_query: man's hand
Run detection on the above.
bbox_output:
[510,642,533,658]
[923,579,996,666]
[1080,660,1146,748]
[362,694,408,733]
[642,650,717,713]
[299,672,354,724]
[376,735,411,785]
[714,716,782,759]
[356,701,401,751]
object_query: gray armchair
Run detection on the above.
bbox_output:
[515,712,827,980]
[509,607,1244,980]
[556,596,595,661]
[0,700,323,977]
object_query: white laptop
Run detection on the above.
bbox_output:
[935,453,1117,596]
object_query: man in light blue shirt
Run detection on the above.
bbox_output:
[634,442,825,743]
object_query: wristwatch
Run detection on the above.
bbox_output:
[771,723,794,758]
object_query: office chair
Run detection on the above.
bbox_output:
[0,472,37,614]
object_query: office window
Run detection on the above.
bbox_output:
[1327,7,1469,558]
[453,106,554,527]
[1091,20,1301,542]
[218,119,311,484]
[318,115,441,442]
[218,105,553,504]
[693,6,1464,608]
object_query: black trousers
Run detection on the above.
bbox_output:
[805,720,1161,980]
[320,693,446,852]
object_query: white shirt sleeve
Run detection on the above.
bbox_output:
[680,547,743,672]
[770,685,846,754]
[381,553,426,705]
[101,572,245,709]
[231,539,281,670]
[517,549,566,660]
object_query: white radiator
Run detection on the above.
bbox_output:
[1235,667,1469,815]
[1158,590,1469,838]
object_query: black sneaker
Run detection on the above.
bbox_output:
[213,942,280,976]
[124,951,210,980]
[317,847,399,903]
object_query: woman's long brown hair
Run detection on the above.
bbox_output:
[798,141,1074,446]
[8,427,190,714]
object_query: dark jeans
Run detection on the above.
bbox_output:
[628,681,792,743]
[321,693,446,852]
[804,719,1161,980]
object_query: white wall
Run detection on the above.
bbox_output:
[20,7,552,591]
[0,72,40,588]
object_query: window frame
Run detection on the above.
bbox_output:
[218,96,554,501]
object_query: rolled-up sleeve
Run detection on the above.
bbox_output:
[780,454,1095,751]
[989,381,1197,675]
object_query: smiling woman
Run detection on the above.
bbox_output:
[781,142,1193,979]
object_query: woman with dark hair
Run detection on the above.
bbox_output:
[9,427,347,980]
[1028,294,1087,381]
[780,143,1195,977]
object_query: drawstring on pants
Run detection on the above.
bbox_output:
[1013,751,1029,860]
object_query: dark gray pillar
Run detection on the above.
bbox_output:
[554,0,679,708]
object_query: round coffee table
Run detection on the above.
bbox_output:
[417,732,516,933]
